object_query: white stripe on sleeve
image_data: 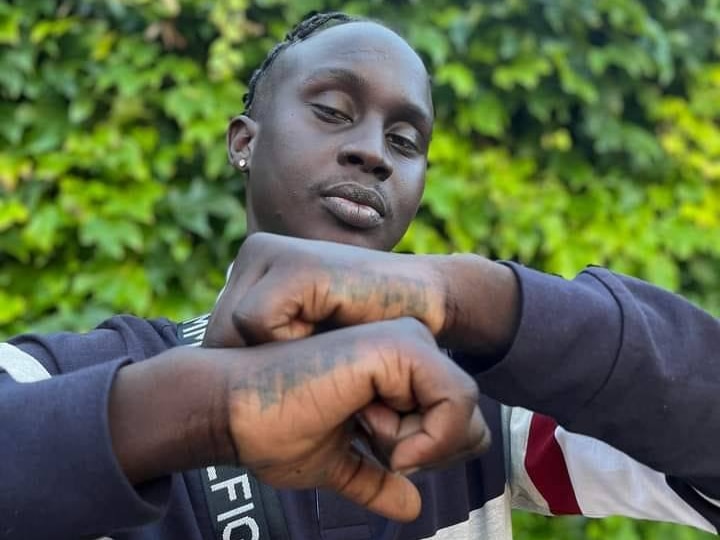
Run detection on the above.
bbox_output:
[503,406,552,515]
[0,343,51,383]
[692,486,720,510]
[555,426,716,533]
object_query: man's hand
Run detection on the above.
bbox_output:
[204,232,448,347]
[223,318,489,521]
[110,318,488,522]
[204,232,519,358]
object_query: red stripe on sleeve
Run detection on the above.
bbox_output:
[525,413,582,515]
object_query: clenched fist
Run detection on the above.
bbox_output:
[204,232,518,359]
[224,318,489,521]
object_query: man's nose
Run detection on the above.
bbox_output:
[337,122,393,181]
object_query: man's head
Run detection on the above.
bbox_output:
[227,12,433,252]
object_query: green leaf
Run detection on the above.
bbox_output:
[0,198,28,231]
[21,204,64,253]
[79,218,144,259]
[435,63,477,97]
[493,54,552,90]
[0,6,21,45]
[0,291,26,324]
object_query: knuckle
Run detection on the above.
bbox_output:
[464,379,480,401]
[252,230,273,244]
[392,317,434,341]
[242,231,263,251]
[375,318,442,368]
[468,407,492,455]
[244,231,277,253]
[477,428,492,453]
[231,307,261,338]
[457,388,480,416]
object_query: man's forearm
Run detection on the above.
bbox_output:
[467,264,720,485]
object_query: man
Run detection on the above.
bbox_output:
[2,11,719,540]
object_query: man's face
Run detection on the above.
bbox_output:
[231,22,433,252]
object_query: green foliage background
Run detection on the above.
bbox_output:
[1,0,719,538]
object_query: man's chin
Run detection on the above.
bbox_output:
[297,225,391,252]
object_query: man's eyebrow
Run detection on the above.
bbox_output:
[301,67,366,91]
[301,67,433,134]
[394,101,433,138]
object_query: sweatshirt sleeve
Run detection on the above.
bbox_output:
[502,406,717,533]
[0,316,180,539]
[470,264,720,521]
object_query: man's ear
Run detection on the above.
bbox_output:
[227,115,258,170]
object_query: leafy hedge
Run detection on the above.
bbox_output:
[1,1,718,538]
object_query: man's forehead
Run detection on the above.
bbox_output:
[276,22,432,108]
[295,22,424,65]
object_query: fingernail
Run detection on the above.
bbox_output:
[397,467,419,477]
[356,414,374,437]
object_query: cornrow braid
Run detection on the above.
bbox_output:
[243,11,368,115]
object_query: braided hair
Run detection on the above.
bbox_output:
[243,11,371,116]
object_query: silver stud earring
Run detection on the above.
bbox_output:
[236,158,247,170]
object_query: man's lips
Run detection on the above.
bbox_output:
[321,183,387,216]
[320,183,387,230]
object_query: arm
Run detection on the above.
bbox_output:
[469,264,720,530]
[440,258,720,531]
[1,317,488,538]
[0,316,180,539]
[470,264,720,490]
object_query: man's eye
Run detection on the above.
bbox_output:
[311,104,352,123]
[388,133,420,155]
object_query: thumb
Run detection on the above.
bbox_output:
[324,446,422,522]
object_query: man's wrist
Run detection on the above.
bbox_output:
[176,349,238,469]
[433,253,520,360]
[108,348,236,484]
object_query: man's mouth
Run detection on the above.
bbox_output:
[320,183,387,230]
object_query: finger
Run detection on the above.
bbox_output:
[360,406,487,474]
[377,334,490,470]
[233,273,318,345]
[355,321,487,473]
[391,404,491,474]
[325,445,422,522]
[358,403,419,446]
[355,405,400,469]
[235,263,446,345]
[357,405,422,470]
[203,260,268,348]
[355,320,438,414]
